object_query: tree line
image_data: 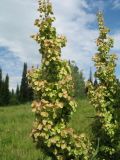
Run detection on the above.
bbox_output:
[0,63,33,106]
[0,61,99,106]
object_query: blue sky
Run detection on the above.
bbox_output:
[0,0,120,90]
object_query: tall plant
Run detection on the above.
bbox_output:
[88,12,119,160]
[27,0,93,159]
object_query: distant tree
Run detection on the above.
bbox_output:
[0,68,2,105]
[70,61,86,98]
[16,84,20,102]
[88,67,93,83]
[0,74,10,106]
[94,78,98,87]
[9,88,19,105]
[11,89,15,96]
[1,79,5,106]
[85,68,93,94]
[0,68,2,89]
[4,74,10,105]
[28,86,34,102]
[20,63,29,103]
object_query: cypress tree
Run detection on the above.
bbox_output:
[4,74,10,105]
[11,89,15,96]
[16,84,20,103]
[78,71,86,98]
[94,78,98,87]
[0,68,2,90]
[88,12,119,159]
[88,67,93,83]
[27,0,93,159]
[70,61,86,98]
[16,84,20,101]
[85,68,93,94]
[0,68,2,105]
[20,63,29,103]
[1,74,10,106]
[1,79,5,106]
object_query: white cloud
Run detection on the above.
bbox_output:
[51,0,98,78]
[112,0,120,9]
[1,0,119,89]
[0,0,40,65]
[113,32,120,52]
[0,0,99,89]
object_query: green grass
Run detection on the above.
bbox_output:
[0,99,94,160]
[70,99,95,135]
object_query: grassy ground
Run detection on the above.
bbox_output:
[0,99,94,160]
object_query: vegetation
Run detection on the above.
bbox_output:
[20,63,33,103]
[87,12,120,160]
[69,61,86,99]
[0,63,34,106]
[1,1,120,160]
[0,62,86,106]
[0,69,10,106]
[27,0,93,159]
[88,67,93,83]
[0,99,94,160]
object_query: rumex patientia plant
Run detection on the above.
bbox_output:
[87,12,119,160]
[27,0,93,160]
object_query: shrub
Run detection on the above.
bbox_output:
[27,0,93,159]
[87,12,120,160]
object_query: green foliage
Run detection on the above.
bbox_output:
[0,68,2,105]
[114,79,120,108]
[0,63,33,106]
[9,88,20,105]
[16,84,20,103]
[0,99,94,160]
[4,74,10,105]
[0,104,50,160]
[27,0,93,159]
[0,70,10,106]
[20,63,29,103]
[88,67,93,83]
[69,61,86,99]
[20,63,33,103]
[93,78,98,88]
[87,12,120,160]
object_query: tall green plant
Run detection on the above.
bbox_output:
[27,0,93,159]
[0,68,2,105]
[20,63,29,103]
[69,61,86,99]
[87,12,119,160]
[4,74,10,105]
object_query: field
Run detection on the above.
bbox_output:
[0,99,95,160]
